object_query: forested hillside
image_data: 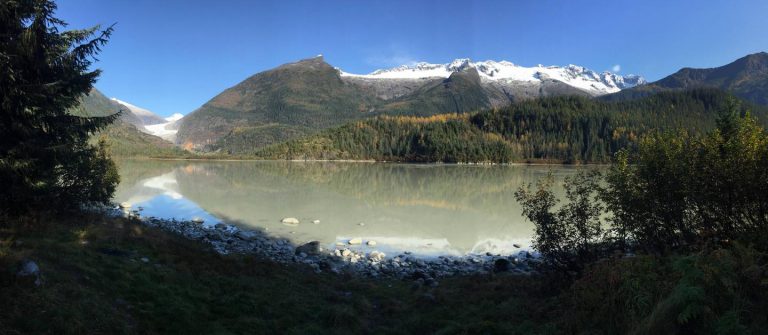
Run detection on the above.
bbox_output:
[70,89,188,157]
[254,89,766,163]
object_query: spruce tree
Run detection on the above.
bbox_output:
[0,0,119,214]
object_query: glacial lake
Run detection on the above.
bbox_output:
[114,160,585,257]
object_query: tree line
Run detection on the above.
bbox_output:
[255,88,765,163]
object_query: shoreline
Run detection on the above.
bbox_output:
[122,209,538,281]
[118,156,611,167]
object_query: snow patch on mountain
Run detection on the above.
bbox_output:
[110,98,165,124]
[340,59,646,95]
[165,113,184,122]
[111,98,182,142]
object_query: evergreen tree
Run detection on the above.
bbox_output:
[0,0,119,214]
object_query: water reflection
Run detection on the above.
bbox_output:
[114,160,583,256]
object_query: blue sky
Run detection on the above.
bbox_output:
[57,0,768,117]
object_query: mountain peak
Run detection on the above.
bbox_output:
[340,58,646,95]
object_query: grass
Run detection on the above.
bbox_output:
[0,213,554,335]
[2,212,766,334]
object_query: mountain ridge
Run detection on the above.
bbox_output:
[177,56,645,152]
[604,52,768,105]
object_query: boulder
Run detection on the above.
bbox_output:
[214,223,227,230]
[281,217,300,225]
[367,240,377,246]
[235,230,258,241]
[348,238,363,245]
[191,217,204,224]
[295,241,322,256]
[312,220,320,224]
[119,202,132,208]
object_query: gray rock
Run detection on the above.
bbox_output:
[295,241,322,256]
[17,260,40,277]
[235,230,258,241]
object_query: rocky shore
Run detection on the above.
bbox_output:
[123,209,537,284]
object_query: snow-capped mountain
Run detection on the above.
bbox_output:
[111,98,167,125]
[340,59,646,95]
[110,98,183,142]
[165,113,184,122]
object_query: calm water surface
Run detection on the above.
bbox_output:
[114,160,585,257]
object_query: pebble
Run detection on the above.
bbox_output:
[128,209,538,280]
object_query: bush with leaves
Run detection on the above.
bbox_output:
[604,99,768,254]
[519,98,768,273]
[0,0,118,214]
[515,170,605,276]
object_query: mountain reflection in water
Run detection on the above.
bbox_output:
[114,160,585,257]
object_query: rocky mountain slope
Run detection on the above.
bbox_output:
[71,89,185,157]
[178,56,643,152]
[604,52,768,105]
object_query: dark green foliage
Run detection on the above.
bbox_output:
[562,245,768,334]
[0,0,119,213]
[256,89,765,163]
[515,171,604,276]
[519,100,768,262]
[255,114,517,162]
[604,101,768,253]
[514,104,768,333]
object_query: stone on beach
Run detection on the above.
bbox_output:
[312,220,320,224]
[119,202,132,208]
[367,240,377,246]
[369,251,386,262]
[348,238,363,245]
[281,217,300,225]
[191,217,204,224]
[295,241,322,256]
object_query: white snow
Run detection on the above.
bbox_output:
[111,97,183,142]
[110,98,161,119]
[340,59,646,95]
[165,113,184,122]
[144,122,179,142]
